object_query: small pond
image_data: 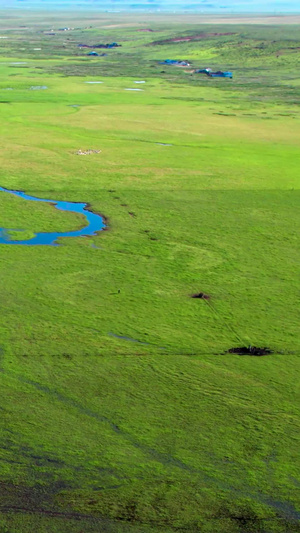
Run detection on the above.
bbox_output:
[0,186,106,246]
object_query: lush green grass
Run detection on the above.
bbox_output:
[0,12,299,532]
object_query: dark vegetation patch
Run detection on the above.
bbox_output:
[228,346,272,356]
[191,292,210,300]
[214,112,237,116]
[150,32,236,45]
[78,43,121,49]
[162,96,206,102]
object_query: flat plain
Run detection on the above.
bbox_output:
[0,11,299,533]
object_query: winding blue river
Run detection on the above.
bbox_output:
[0,186,106,246]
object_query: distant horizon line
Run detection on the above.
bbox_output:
[0,7,299,14]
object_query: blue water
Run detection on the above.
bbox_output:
[109,332,151,346]
[0,186,106,246]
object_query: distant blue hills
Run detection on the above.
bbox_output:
[0,0,298,12]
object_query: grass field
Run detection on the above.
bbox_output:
[0,11,299,532]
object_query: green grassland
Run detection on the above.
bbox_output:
[0,12,299,532]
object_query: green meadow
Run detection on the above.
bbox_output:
[0,12,299,532]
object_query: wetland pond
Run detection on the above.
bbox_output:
[0,186,106,246]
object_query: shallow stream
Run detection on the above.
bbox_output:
[0,186,106,246]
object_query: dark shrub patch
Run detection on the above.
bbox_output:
[228,346,272,356]
[191,292,210,300]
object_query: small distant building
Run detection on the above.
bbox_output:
[211,71,233,78]
[196,68,232,78]
[196,68,212,75]
[160,59,190,67]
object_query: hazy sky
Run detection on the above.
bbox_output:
[0,0,298,11]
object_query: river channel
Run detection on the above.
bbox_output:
[0,186,106,246]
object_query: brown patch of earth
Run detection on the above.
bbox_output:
[151,32,235,45]
[276,47,300,56]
